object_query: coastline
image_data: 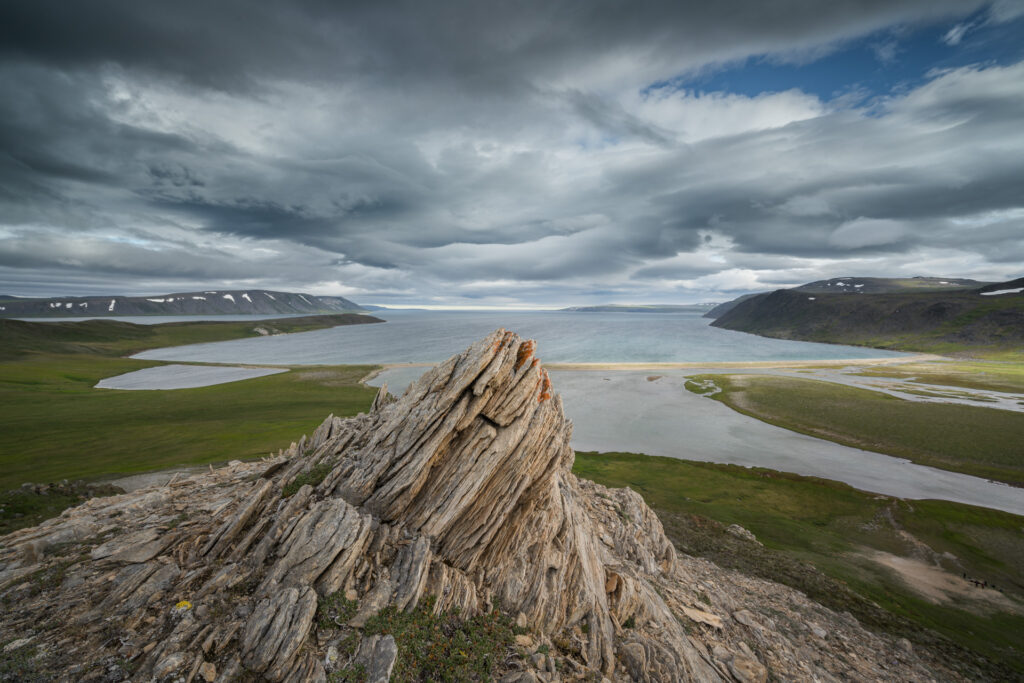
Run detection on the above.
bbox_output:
[367,353,945,375]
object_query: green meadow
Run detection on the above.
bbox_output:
[573,452,1024,678]
[685,373,1024,486]
[0,316,381,530]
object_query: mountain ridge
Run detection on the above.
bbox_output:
[710,277,1024,353]
[0,289,364,318]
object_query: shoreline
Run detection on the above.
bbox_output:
[369,354,945,374]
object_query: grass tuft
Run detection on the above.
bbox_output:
[363,595,518,682]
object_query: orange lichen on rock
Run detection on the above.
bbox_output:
[515,340,536,369]
[538,369,552,402]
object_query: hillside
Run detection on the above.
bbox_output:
[711,277,1024,354]
[0,289,364,318]
[702,293,764,319]
[0,313,382,362]
[794,276,987,294]
[0,331,975,681]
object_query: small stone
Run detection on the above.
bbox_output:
[325,644,339,669]
[2,637,34,653]
[199,661,217,682]
[516,611,528,629]
[619,642,647,680]
[807,622,827,639]
[897,638,913,654]
[732,609,759,629]
[682,606,723,629]
[726,524,761,545]
[712,644,732,662]
[153,651,185,679]
[530,653,546,669]
[501,672,540,683]
[515,634,535,648]
[729,649,767,683]
[344,588,358,601]
[354,634,398,683]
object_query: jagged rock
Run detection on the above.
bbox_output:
[354,634,398,683]
[0,330,970,682]
[726,524,760,545]
[199,660,217,682]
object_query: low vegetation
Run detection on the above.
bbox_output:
[0,313,379,361]
[573,451,1024,677]
[685,373,1024,486]
[850,359,1024,394]
[0,316,381,531]
[315,593,520,682]
[710,285,1024,358]
[0,481,124,536]
[363,597,519,682]
[0,355,378,492]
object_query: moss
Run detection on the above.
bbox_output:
[282,461,335,499]
[317,592,359,631]
[0,641,46,682]
[363,595,517,682]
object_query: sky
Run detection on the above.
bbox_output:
[1,1,1023,308]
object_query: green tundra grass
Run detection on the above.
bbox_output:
[851,359,1024,394]
[573,451,1024,678]
[685,373,1024,486]
[0,316,382,529]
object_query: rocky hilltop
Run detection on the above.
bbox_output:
[0,331,959,681]
[0,290,363,318]
[710,277,1024,352]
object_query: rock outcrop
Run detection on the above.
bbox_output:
[0,330,960,681]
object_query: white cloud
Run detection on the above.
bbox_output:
[829,218,906,249]
[941,22,972,46]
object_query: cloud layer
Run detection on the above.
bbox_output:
[1,0,1021,305]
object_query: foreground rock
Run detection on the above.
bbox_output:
[0,330,961,681]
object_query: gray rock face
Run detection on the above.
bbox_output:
[354,634,398,683]
[0,330,963,681]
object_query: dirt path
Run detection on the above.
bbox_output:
[864,550,1022,614]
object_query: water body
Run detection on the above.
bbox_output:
[124,310,1021,513]
[369,367,1024,516]
[96,364,287,390]
[17,314,315,325]
[134,310,906,365]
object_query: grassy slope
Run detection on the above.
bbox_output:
[0,315,384,492]
[0,355,378,490]
[0,313,380,361]
[686,374,1024,486]
[851,359,1024,394]
[573,452,1024,677]
[710,288,1024,358]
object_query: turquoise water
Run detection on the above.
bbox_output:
[133,310,907,365]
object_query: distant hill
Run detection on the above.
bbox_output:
[794,276,987,294]
[702,293,765,319]
[710,277,1024,354]
[0,289,365,318]
[562,303,715,313]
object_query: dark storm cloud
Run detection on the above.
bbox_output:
[0,0,1020,304]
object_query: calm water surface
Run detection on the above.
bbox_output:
[134,310,907,365]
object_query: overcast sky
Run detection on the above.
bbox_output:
[1,1,1022,307]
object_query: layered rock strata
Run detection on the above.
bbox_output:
[1,330,956,681]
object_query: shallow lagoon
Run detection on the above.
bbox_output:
[97,364,287,390]
[134,310,907,365]
[370,367,1024,516]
